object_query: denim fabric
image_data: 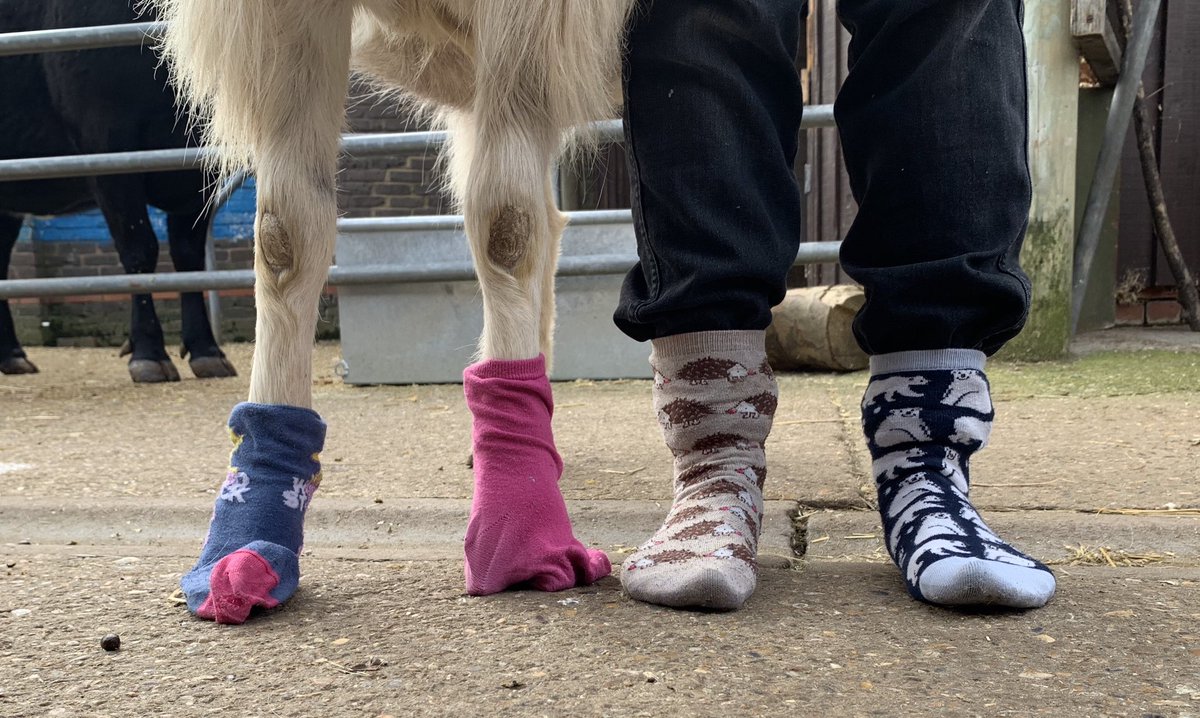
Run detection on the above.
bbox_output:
[835,0,1032,354]
[614,0,806,341]
[614,0,1032,356]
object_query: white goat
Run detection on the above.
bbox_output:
[152,0,633,408]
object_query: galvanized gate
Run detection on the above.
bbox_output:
[0,21,840,381]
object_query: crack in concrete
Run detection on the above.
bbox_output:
[825,387,877,511]
[788,505,808,560]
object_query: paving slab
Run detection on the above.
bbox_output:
[2,557,1198,717]
[0,497,798,570]
[1073,326,1200,354]
[824,387,1200,512]
[1,345,863,506]
[804,510,1200,566]
[4,342,1200,717]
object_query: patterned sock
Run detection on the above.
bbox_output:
[181,403,325,624]
[463,356,611,594]
[862,349,1056,608]
[621,331,776,610]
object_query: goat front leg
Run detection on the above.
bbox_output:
[447,111,610,594]
[538,176,567,364]
[163,0,353,623]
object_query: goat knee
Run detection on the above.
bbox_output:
[257,212,295,281]
[486,205,532,271]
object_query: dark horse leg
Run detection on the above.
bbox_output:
[0,213,38,374]
[90,175,180,383]
[167,208,236,378]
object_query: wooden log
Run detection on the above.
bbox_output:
[765,285,867,372]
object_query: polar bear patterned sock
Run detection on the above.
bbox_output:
[621,331,776,610]
[181,403,325,624]
[863,349,1055,608]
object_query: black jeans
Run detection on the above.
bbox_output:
[614,0,1032,356]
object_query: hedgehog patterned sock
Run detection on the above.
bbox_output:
[180,403,325,624]
[863,349,1056,608]
[621,331,776,610]
[463,355,611,595]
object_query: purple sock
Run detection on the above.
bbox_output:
[181,403,325,624]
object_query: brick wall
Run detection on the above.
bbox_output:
[7,83,451,348]
[340,81,453,218]
[8,234,273,348]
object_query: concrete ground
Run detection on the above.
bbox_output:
[2,333,1199,717]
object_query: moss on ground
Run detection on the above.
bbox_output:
[988,351,1200,399]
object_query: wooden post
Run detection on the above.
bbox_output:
[1002,0,1080,360]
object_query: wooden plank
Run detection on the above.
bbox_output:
[1075,87,1120,331]
[802,3,819,286]
[808,0,850,286]
[1115,3,1166,296]
[1157,1,1200,287]
[833,26,853,285]
[813,0,841,285]
[1073,0,1123,85]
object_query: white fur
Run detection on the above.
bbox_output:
[150,0,634,405]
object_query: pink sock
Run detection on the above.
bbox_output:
[462,356,611,594]
[195,549,281,624]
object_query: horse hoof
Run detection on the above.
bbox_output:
[190,355,238,379]
[129,358,182,383]
[0,356,39,374]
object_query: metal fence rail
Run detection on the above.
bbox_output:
[0,109,836,182]
[0,246,844,299]
[0,208,842,298]
[1,21,842,301]
[0,21,164,57]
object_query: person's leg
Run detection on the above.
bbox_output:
[836,0,1054,607]
[615,0,805,341]
[615,0,805,610]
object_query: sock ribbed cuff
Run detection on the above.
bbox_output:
[228,402,326,465]
[464,355,547,382]
[651,330,766,359]
[869,349,986,375]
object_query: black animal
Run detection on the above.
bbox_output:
[0,1,235,382]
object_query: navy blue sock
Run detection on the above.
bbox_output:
[181,402,325,623]
[862,350,1055,608]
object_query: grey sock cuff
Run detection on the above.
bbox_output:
[650,330,766,359]
[869,349,987,375]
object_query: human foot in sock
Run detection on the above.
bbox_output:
[181,403,325,624]
[621,331,777,610]
[463,356,611,594]
[863,349,1055,608]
